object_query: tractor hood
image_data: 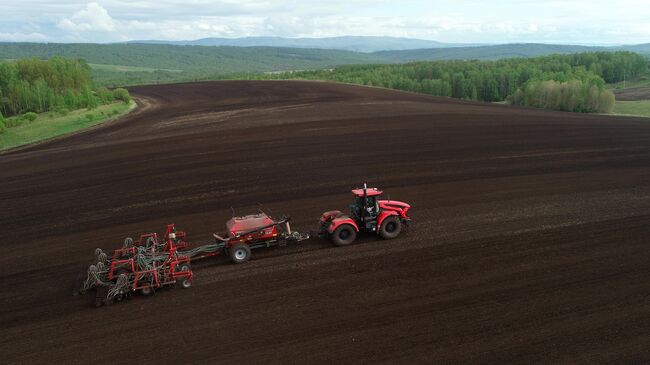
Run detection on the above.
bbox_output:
[379,200,410,215]
[320,210,344,223]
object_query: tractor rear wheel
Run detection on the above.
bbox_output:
[331,224,357,246]
[379,216,402,239]
[229,244,251,264]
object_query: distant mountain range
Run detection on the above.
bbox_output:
[2,42,648,70]
[616,43,650,54]
[373,43,650,62]
[375,43,603,61]
[125,36,484,53]
[124,36,650,56]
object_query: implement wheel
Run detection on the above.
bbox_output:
[141,286,154,296]
[176,263,192,289]
[331,224,357,246]
[379,216,401,239]
[229,244,251,264]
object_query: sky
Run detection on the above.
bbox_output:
[0,0,649,45]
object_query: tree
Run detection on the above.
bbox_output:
[81,85,98,109]
[0,57,97,117]
[597,90,615,113]
[278,51,640,114]
[113,88,131,103]
[24,112,38,122]
[95,87,114,104]
[0,110,5,134]
[64,90,77,110]
[508,79,615,113]
[451,73,466,98]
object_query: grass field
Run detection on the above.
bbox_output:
[89,63,183,73]
[612,100,650,118]
[0,101,135,151]
[608,77,650,90]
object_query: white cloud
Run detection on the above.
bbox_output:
[57,2,115,32]
[0,0,648,44]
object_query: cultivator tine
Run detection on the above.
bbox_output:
[83,264,99,292]
[98,251,108,264]
[106,274,130,304]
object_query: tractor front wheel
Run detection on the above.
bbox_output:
[379,216,402,239]
[331,224,357,246]
[229,244,251,264]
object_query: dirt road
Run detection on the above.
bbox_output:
[1,81,649,364]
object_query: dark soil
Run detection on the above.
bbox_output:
[614,86,650,101]
[1,81,649,364]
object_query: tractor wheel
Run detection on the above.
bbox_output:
[379,216,402,239]
[229,244,251,264]
[176,263,192,289]
[331,224,357,246]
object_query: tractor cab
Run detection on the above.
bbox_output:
[350,187,382,225]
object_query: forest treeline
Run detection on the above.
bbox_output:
[268,52,648,113]
[0,57,131,119]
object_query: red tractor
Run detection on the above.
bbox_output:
[319,184,411,246]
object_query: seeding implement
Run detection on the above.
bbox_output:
[78,185,410,306]
[80,224,193,306]
[79,214,309,306]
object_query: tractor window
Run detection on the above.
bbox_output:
[352,196,379,219]
[351,197,362,219]
[366,197,377,217]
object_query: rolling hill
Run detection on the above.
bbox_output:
[617,43,650,55]
[1,41,647,87]
[0,43,382,72]
[0,43,387,86]
[373,43,606,61]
